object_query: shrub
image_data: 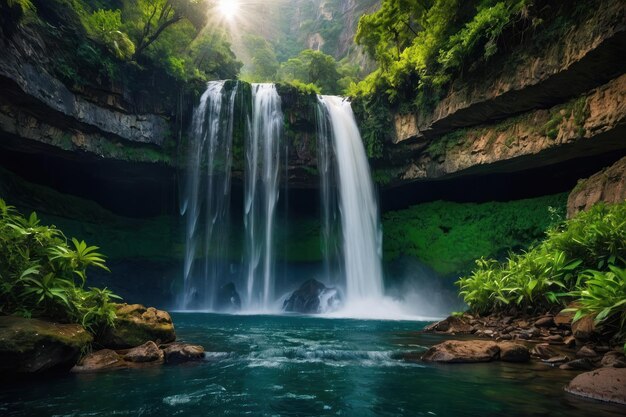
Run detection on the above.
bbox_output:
[457,201,626,341]
[0,198,120,333]
[565,265,626,341]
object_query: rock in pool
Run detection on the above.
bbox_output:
[215,282,242,312]
[282,279,342,314]
[0,316,93,375]
[98,303,176,349]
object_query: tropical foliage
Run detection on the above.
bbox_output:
[457,202,626,341]
[351,0,598,108]
[8,0,241,85]
[0,199,120,333]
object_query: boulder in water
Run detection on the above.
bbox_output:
[215,282,242,312]
[98,303,176,349]
[282,279,342,314]
[0,316,92,374]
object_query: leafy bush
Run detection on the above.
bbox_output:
[565,265,626,341]
[83,9,135,60]
[457,201,626,340]
[0,198,120,333]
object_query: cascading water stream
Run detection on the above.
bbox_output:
[180,81,236,310]
[244,83,283,310]
[317,95,385,305]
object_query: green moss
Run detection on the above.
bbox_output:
[382,194,568,276]
[0,316,93,352]
[427,129,467,159]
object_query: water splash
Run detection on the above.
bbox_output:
[244,84,283,310]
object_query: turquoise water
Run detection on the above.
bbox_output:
[1,313,623,417]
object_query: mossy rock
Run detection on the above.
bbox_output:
[98,304,176,349]
[0,316,92,374]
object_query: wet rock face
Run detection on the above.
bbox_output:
[565,367,626,405]
[98,304,176,349]
[215,283,242,312]
[567,156,626,218]
[282,279,342,314]
[0,316,92,374]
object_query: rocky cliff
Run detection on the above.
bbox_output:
[375,0,626,197]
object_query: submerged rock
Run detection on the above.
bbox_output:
[99,304,176,349]
[0,316,92,374]
[215,282,242,312]
[565,367,626,405]
[421,340,500,363]
[282,279,342,314]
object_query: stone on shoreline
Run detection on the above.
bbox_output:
[565,367,626,405]
[499,342,530,362]
[421,340,500,363]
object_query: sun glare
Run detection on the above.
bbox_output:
[217,0,240,20]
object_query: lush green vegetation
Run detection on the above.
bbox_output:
[3,0,241,88]
[242,44,360,95]
[458,202,626,341]
[0,198,120,333]
[383,194,567,276]
[348,0,600,157]
[351,0,598,108]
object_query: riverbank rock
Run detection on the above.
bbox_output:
[161,343,205,364]
[123,341,164,363]
[0,316,92,374]
[565,367,626,405]
[282,279,342,314]
[572,315,597,342]
[421,340,500,363]
[72,349,124,373]
[499,342,530,363]
[215,282,242,312]
[601,351,626,368]
[99,304,176,349]
[423,316,472,334]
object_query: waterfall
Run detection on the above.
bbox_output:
[316,102,342,286]
[180,81,236,310]
[317,95,384,303]
[244,84,283,310]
